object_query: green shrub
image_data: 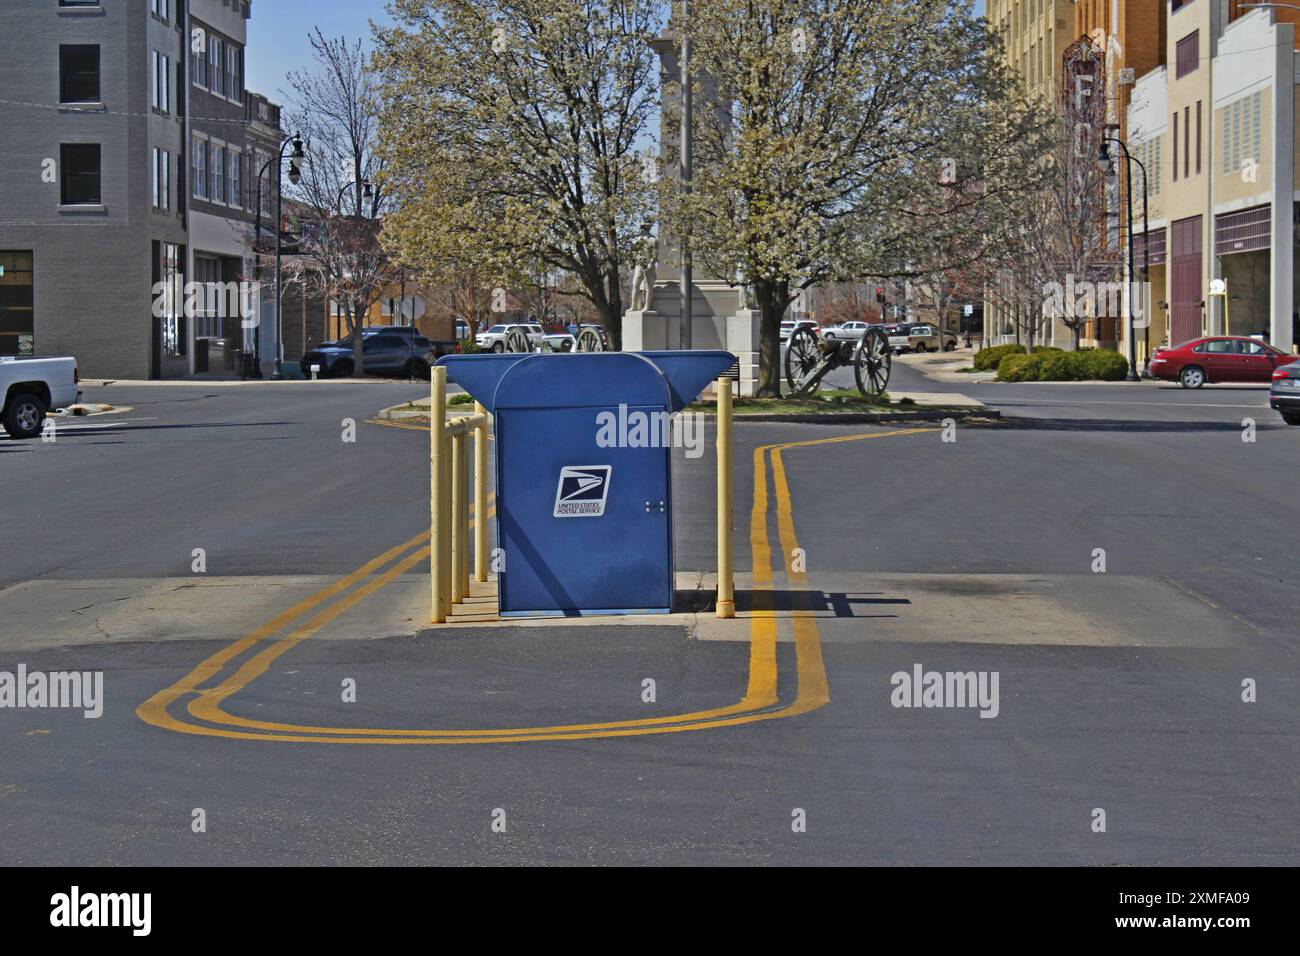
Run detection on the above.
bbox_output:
[448,392,475,406]
[973,343,1026,371]
[997,352,1044,382]
[458,337,483,354]
[1036,350,1080,381]
[1078,349,1129,380]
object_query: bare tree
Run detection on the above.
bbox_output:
[282,31,402,377]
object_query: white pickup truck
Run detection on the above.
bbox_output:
[1,356,81,439]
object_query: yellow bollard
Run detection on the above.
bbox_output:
[716,377,735,619]
[430,367,447,623]
[438,425,452,620]
[451,431,465,605]
[474,402,489,583]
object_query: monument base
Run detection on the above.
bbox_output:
[623,294,760,397]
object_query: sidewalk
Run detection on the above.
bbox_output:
[894,348,997,383]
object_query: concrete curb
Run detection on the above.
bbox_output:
[708,409,1000,424]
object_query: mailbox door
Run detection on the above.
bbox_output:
[496,406,672,615]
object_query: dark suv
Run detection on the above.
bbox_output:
[302,332,435,379]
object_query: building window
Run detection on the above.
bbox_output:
[59,45,99,103]
[151,50,171,113]
[226,44,241,101]
[1183,105,1190,179]
[152,147,171,210]
[1176,31,1198,78]
[191,31,207,88]
[209,37,223,96]
[228,150,242,206]
[193,255,222,339]
[1195,100,1201,175]
[0,251,35,357]
[192,136,207,199]
[212,143,226,204]
[151,0,171,21]
[160,242,184,356]
[60,144,101,205]
[1172,112,1178,182]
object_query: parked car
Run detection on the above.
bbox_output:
[475,323,546,352]
[821,321,872,344]
[357,325,459,357]
[779,320,818,344]
[1149,336,1299,388]
[1270,361,1300,425]
[300,333,436,379]
[1,355,80,439]
[888,323,957,353]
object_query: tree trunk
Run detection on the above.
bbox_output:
[755,279,785,398]
[603,265,624,352]
[349,301,366,377]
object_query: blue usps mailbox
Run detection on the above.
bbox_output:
[436,350,735,617]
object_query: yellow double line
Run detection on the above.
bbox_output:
[138,428,931,744]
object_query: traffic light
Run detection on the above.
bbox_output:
[875,286,886,304]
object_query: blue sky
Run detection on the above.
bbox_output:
[246,0,987,105]
[245,0,395,104]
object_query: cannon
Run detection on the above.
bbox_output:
[784,325,892,398]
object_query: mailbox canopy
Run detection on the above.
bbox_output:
[436,350,735,414]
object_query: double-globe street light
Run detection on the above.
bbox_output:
[253,134,306,379]
[1098,130,1149,382]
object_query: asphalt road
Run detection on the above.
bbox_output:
[1,371,1297,865]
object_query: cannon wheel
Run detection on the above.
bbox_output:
[853,327,891,400]
[503,328,532,353]
[784,326,822,396]
[575,327,605,352]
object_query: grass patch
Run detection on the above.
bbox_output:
[687,389,973,416]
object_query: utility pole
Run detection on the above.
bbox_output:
[679,0,692,350]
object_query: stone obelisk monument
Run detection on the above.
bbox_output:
[621,21,760,396]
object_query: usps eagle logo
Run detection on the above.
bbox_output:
[553,465,612,517]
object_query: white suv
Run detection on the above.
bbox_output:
[475,323,546,352]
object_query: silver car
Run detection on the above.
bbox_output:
[822,321,871,344]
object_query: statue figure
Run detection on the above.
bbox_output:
[629,225,658,312]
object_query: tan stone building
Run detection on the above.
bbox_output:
[1127,1,1298,359]
[984,1,1093,346]
[988,0,1080,100]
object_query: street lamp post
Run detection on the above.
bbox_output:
[1099,134,1148,383]
[336,180,373,215]
[253,134,306,380]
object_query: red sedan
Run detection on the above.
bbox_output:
[1149,336,1299,388]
